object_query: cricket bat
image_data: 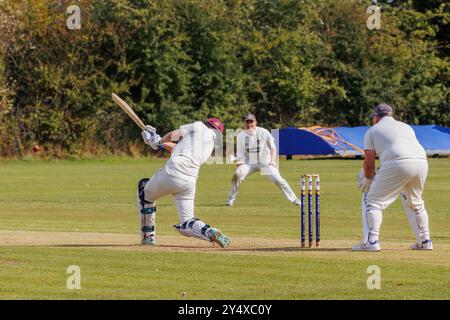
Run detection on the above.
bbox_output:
[111,93,146,130]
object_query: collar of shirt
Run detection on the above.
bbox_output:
[246,127,258,136]
[379,116,394,122]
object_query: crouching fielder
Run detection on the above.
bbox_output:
[353,103,432,252]
[137,118,230,248]
[226,113,300,207]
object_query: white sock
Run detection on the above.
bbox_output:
[367,209,382,243]
[362,193,369,242]
[416,209,431,242]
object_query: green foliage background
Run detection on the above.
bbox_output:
[0,0,448,157]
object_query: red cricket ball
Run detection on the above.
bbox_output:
[32,145,41,153]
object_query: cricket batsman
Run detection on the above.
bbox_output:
[137,118,231,248]
[225,113,301,207]
[353,103,433,251]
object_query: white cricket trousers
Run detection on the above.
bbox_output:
[366,159,428,212]
[365,159,430,243]
[144,168,196,223]
[228,163,298,203]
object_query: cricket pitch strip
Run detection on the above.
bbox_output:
[1,230,449,267]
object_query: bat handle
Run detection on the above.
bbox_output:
[144,125,156,133]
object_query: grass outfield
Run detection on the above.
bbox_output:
[0,158,449,299]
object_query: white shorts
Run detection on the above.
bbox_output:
[144,168,196,223]
[366,159,428,212]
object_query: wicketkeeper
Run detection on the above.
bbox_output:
[137,118,231,247]
[225,114,301,207]
[353,103,432,251]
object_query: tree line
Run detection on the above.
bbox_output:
[0,0,448,157]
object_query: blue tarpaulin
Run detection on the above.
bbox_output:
[410,125,450,155]
[275,127,335,155]
[278,125,450,157]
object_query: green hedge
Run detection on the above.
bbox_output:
[1,0,448,157]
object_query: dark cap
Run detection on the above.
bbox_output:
[371,103,393,118]
[244,113,256,122]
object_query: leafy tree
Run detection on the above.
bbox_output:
[1,0,448,158]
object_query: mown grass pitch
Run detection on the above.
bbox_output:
[0,158,449,299]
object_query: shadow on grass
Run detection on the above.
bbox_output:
[40,244,350,252]
[37,244,416,253]
[227,247,350,252]
[44,244,215,249]
[43,244,140,248]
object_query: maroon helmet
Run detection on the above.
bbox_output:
[206,117,224,134]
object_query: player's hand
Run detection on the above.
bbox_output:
[269,161,278,168]
[235,160,244,167]
[360,177,373,193]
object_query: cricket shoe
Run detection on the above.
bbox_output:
[351,241,381,252]
[141,235,156,245]
[225,199,234,207]
[411,239,433,250]
[209,228,231,248]
[293,199,301,206]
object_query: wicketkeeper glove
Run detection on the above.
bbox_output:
[360,177,373,193]
[357,168,378,193]
[357,169,365,191]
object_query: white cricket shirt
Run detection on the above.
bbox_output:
[165,121,216,182]
[364,116,427,164]
[236,127,276,165]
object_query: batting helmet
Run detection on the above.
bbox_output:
[206,118,224,134]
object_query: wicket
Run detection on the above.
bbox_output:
[301,174,320,247]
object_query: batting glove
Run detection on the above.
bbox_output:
[142,130,161,150]
[144,125,157,134]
